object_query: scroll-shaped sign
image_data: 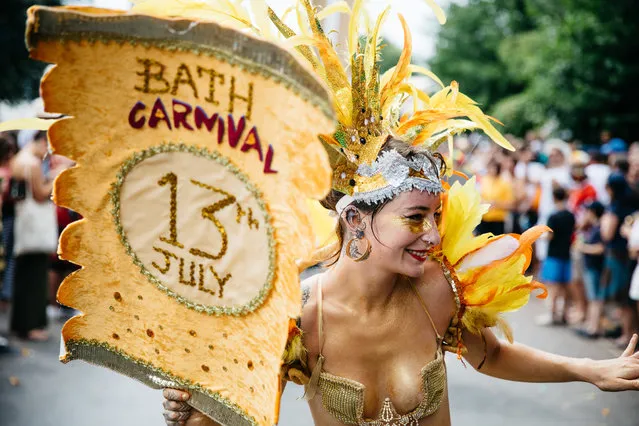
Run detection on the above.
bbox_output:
[27,6,334,425]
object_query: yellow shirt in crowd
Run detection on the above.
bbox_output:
[480,175,514,222]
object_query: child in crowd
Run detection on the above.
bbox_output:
[575,201,606,337]
[539,186,576,325]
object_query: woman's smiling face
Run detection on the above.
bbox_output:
[359,189,442,278]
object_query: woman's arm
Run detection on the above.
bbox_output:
[462,328,639,391]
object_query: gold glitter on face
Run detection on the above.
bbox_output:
[392,216,432,234]
[391,204,442,235]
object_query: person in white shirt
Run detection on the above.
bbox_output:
[585,151,611,205]
[536,140,573,261]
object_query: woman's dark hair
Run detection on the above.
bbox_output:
[320,138,446,265]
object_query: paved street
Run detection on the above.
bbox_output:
[1,298,638,426]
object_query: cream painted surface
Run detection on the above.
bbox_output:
[119,151,272,310]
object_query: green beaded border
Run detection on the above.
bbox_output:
[27,6,334,121]
[64,338,257,426]
[109,143,276,316]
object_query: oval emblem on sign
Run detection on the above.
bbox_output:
[111,144,275,315]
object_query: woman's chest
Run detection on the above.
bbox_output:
[307,309,450,417]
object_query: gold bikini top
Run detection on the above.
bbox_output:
[304,280,447,426]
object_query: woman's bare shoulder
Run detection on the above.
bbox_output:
[300,273,320,332]
[416,261,457,325]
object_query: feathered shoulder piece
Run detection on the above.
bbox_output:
[432,177,549,357]
[281,319,310,385]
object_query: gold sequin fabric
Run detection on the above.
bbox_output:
[316,347,446,425]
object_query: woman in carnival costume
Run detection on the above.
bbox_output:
[159,1,639,425]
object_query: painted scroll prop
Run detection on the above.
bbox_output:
[28,6,333,426]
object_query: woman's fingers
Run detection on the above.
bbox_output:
[164,410,192,422]
[163,400,192,412]
[621,334,638,357]
[163,388,190,402]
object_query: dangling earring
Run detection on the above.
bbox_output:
[345,224,371,262]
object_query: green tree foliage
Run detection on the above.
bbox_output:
[429,1,526,118]
[430,0,639,143]
[0,0,61,103]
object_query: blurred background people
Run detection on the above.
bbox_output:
[538,186,575,325]
[477,159,514,235]
[535,139,573,263]
[585,151,611,205]
[600,173,637,347]
[567,163,597,324]
[9,130,59,341]
[0,133,18,311]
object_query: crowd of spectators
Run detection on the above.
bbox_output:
[467,130,639,348]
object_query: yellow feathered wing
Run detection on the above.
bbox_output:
[435,178,548,354]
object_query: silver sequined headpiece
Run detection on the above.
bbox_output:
[336,149,444,215]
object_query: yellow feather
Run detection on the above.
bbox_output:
[0,117,59,132]
[251,0,273,39]
[395,83,420,114]
[316,1,351,21]
[295,1,312,37]
[282,34,318,48]
[466,110,515,151]
[438,177,491,265]
[268,7,324,71]
[407,65,445,89]
[416,119,478,147]
[380,14,412,108]
[441,188,549,342]
[364,6,390,82]
[423,0,447,24]
[282,332,307,365]
[300,0,351,96]
[281,6,295,24]
[132,0,255,30]
[496,317,514,343]
[334,87,354,126]
[447,134,454,172]
[348,0,364,59]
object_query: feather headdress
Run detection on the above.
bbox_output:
[131,0,513,208]
[266,0,515,207]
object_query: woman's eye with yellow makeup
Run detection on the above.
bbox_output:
[406,214,424,222]
[434,211,442,223]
